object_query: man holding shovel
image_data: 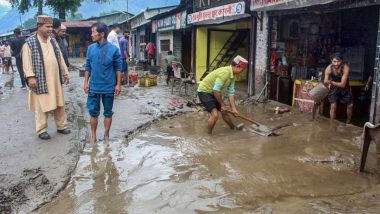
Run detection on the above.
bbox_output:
[197,55,248,134]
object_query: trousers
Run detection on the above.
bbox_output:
[35,106,67,134]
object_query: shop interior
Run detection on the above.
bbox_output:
[200,20,251,99]
[269,6,379,124]
[66,27,92,58]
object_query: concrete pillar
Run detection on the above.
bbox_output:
[254,12,269,95]
[370,8,380,124]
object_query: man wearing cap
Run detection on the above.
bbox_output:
[197,55,248,134]
[59,24,71,68]
[52,18,70,68]
[22,15,71,140]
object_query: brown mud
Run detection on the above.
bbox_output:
[0,58,193,213]
[38,100,380,213]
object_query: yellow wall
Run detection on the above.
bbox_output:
[195,23,249,82]
[196,27,207,82]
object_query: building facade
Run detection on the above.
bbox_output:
[250,0,380,124]
[188,0,253,96]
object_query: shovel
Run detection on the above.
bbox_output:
[227,110,292,136]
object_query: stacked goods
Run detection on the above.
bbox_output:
[139,75,157,87]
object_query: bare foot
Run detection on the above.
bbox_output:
[90,136,97,143]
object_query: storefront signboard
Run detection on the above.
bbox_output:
[251,0,337,11]
[193,0,244,12]
[152,10,187,33]
[187,2,245,24]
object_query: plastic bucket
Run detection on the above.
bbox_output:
[308,83,329,103]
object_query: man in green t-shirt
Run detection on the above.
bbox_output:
[198,55,248,134]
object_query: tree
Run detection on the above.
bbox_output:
[10,0,44,15]
[45,0,83,21]
[23,16,37,29]
[99,10,120,16]
[67,12,83,21]
[10,0,109,21]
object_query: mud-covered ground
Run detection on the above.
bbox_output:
[0,58,193,213]
[2,58,380,213]
[37,103,380,213]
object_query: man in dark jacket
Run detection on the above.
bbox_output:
[11,28,26,88]
[52,18,70,68]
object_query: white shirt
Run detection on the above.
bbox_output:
[3,45,11,57]
[107,30,120,49]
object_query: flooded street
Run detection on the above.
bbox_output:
[38,104,380,213]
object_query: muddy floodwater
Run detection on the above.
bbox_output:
[38,104,380,213]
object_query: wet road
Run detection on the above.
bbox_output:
[38,105,380,213]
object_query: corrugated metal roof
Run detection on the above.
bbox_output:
[62,20,98,28]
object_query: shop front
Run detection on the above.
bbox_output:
[129,6,176,64]
[188,0,253,97]
[62,20,96,58]
[152,9,191,72]
[129,12,152,62]
[251,0,380,124]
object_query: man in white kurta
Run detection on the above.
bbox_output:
[22,15,70,140]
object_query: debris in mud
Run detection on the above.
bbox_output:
[0,168,55,213]
[297,155,357,170]
[169,98,184,107]
[274,106,290,114]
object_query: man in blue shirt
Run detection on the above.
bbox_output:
[119,30,129,85]
[84,22,122,142]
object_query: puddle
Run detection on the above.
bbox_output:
[38,105,380,213]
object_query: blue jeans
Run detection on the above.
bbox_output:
[87,92,114,118]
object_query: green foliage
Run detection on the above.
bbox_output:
[10,0,43,14]
[98,10,120,16]
[67,12,83,21]
[23,16,37,29]
[10,0,110,18]
[45,0,83,15]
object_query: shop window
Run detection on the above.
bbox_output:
[160,39,170,51]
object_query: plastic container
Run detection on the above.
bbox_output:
[308,83,329,103]
[139,75,157,87]
[128,72,138,86]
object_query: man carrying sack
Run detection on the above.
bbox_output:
[22,15,71,140]
[197,55,248,134]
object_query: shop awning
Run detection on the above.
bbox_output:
[62,20,98,28]
[191,13,250,26]
[251,0,345,11]
[250,0,380,11]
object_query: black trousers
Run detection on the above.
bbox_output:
[166,65,174,84]
[15,57,26,87]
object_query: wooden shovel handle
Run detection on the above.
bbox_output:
[227,110,260,126]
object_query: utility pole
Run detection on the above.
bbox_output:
[19,13,23,28]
